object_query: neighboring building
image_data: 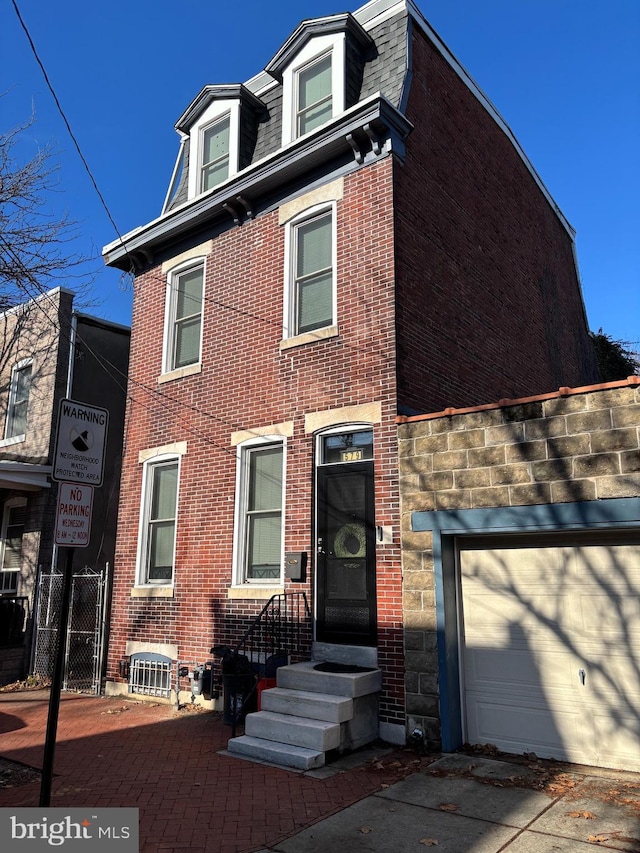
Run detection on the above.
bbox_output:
[400,377,640,771]
[0,287,130,688]
[102,0,598,757]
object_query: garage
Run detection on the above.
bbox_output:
[458,532,640,771]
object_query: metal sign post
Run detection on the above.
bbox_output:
[39,546,74,807]
[40,399,108,806]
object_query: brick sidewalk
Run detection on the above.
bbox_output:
[0,691,421,852]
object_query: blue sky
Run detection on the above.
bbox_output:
[3,0,639,348]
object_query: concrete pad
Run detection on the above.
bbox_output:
[428,753,538,782]
[271,795,519,853]
[529,778,640,852]
[377,771,553,828]
[502,831,610,851]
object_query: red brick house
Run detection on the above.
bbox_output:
[103,0,597,765]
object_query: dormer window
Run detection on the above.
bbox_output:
[267,13,373,147]
[165,85,264,209]
[201,115,231,192]
[297,53,333,136]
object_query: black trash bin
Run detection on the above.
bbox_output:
[221,653,256,725]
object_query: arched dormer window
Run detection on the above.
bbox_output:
[167,84,264,208]
[266,13,373,146]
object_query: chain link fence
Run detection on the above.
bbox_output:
[33,566,108,694]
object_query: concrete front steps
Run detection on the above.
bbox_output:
[227,660,382,770]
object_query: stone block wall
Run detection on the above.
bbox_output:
[398,378,640,745]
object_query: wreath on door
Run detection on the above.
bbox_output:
[334,523,366,558]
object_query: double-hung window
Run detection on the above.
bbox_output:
[0,499,26,594]
[235,441,284,584]
[5,361,32,439]
[138,458,179,584]
[290,208,335,336]
[200,115,230,192]
[296,53,333,137]
[165,263,204,373]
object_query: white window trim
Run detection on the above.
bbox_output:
[0,497,27,592]
[232,435,286,587]
[161,259,206,376]
[135,453,181,588]
[282,201,337,344]
[188,101,240,199]
[281,34,346,145]
[4,358,32,442]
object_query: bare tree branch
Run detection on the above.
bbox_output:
[0,111,95,312]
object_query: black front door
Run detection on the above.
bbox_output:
[316,462,376,646]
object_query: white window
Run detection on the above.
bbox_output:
[163,262,204,373]
[137,457,179,585]
[296,53,333,137]
[285,206,336,338]
[234,439,284,584]
[5,361,32,440]
[200,114,230,192]
[187,100,240,200]
[280,34,346,145]
[0,498,27,594]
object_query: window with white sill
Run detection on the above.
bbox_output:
[200,114,231,192]
[137,456,179,585]
[233,438,285,585]
[163,261,204,374]
[5,360,32,440]
[281,34,346,144]
[284,205,336,340]
[187,101,239,199]
[296,52,333,137]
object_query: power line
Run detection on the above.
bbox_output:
[10,0,134,269]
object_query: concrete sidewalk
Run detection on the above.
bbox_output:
[265,754,640,853]
[1,690,640,852]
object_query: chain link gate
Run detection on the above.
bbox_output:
[33,565,109,694]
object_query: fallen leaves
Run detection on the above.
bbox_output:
[420,839,439,846]
[567,810,596,819]
[438,803,459,812]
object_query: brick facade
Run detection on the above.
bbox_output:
[399,378,640,745]
[394,23,597,414]
[104,1,599,737]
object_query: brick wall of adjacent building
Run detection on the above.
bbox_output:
[393,24,598,415]
[0,289,73,618]
[398,379,640,744]
[0,288,72,464]
[107,159,407,724]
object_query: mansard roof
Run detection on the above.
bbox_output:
[265,13,374,81]
[175,85,265,135]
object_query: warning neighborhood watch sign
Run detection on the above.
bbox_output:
[53,399,109,486]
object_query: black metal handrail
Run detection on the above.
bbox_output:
[212,591,311,737]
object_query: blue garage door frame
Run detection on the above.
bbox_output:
[411,497,640,752]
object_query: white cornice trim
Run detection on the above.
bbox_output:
[103,94,412,270]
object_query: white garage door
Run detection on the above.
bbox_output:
[459,534,640,771]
